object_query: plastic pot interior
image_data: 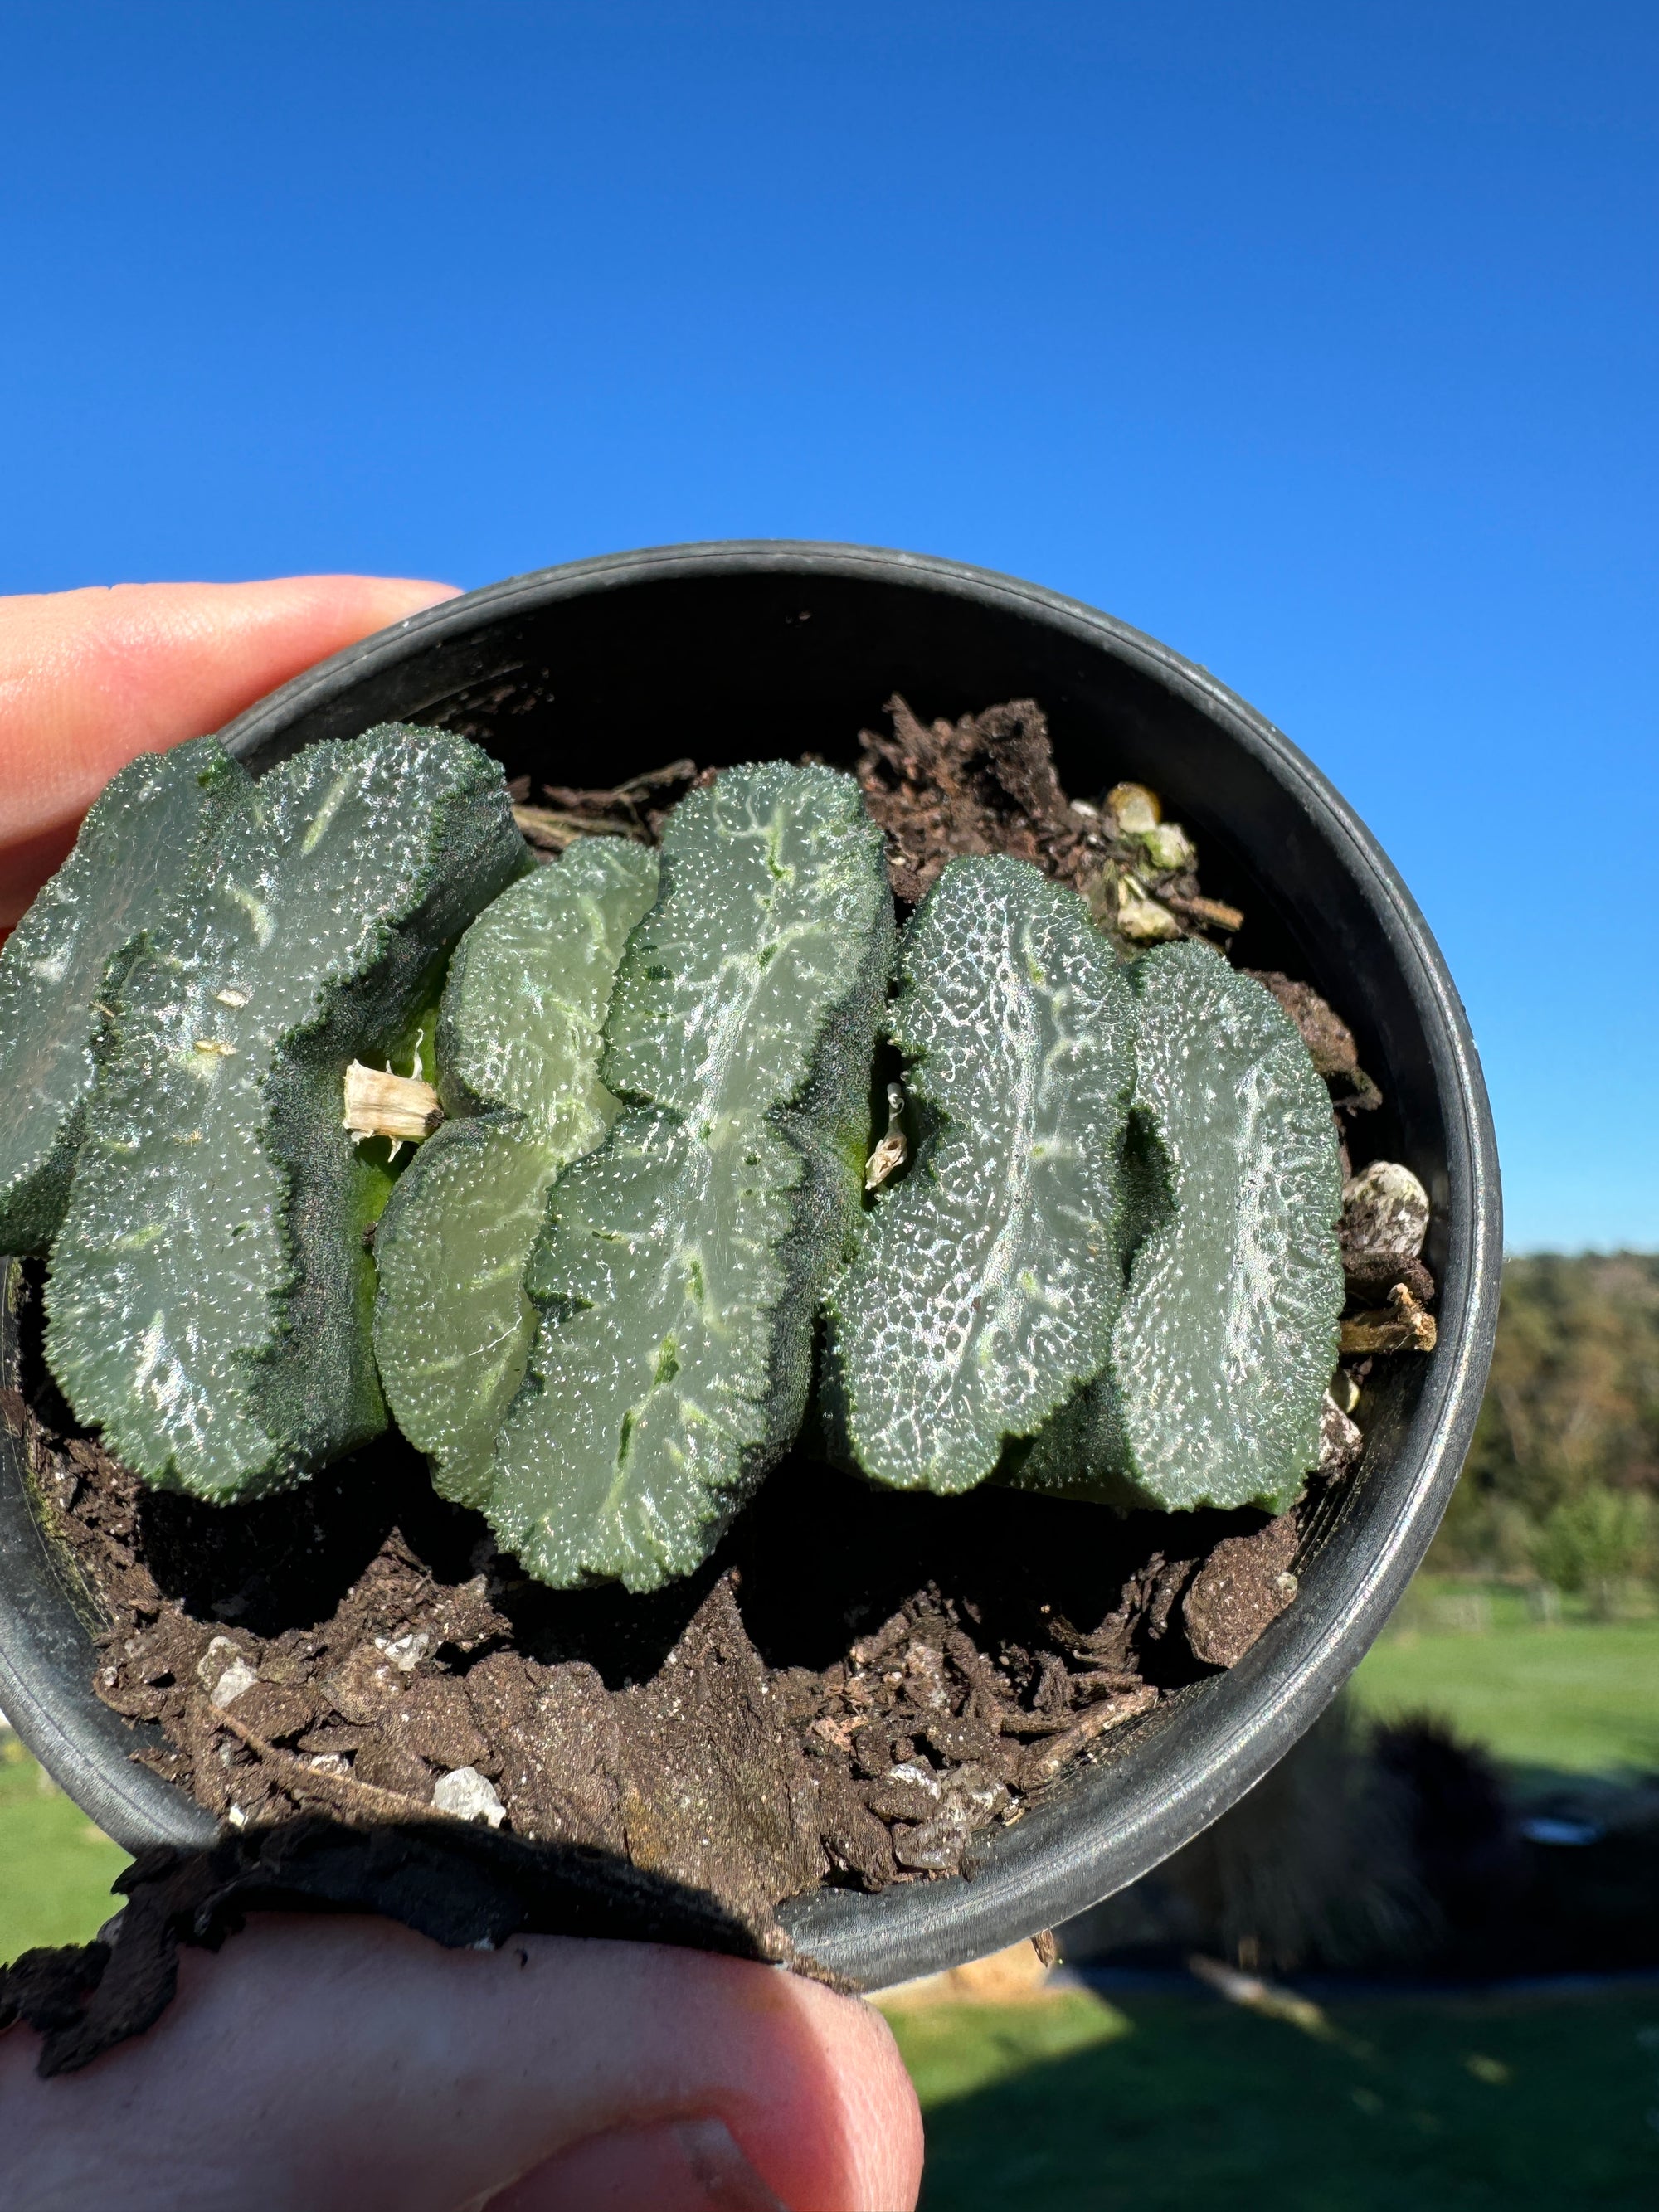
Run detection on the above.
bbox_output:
[0,542,1501,1989]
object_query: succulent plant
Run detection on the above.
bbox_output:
[373,836,659,1506]
[1012,940,1343,1513]
[0,738,247,1254]
[17,707,1354,1581]
[46,726,528,1500]
[487,762,894,1591]
[821,854,1138,1494]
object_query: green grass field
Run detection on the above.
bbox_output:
[0,1732,129,1960]
[1350,1598,1659,1778]
[889,1985,1659,2210]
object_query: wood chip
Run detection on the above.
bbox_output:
[1165,892,1246,932]
[1018,1683,1157,1788]
[342,1062,443,1144]
[1340,1282,1438,1354]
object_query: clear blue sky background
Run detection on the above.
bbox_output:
[3,3,1654,1251]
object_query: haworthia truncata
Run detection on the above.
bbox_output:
[488,762,893,1591]
[46,725,528,1500]
[373,837,660,1507]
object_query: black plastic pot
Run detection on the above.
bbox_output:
[0,542,1501,1989]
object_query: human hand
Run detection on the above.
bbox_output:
[0,575,465,929]
[0,1918,922,2210]
[0,577,926,2211]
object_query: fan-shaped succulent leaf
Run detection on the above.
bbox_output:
[821,853,1138,1495]
[488,762,894,1592]
[46,725,528,1501]
[373,839,659,1505]
[433,837,662,1127]
[0,739,247,1254]
[999,1106,1170,1504]
[1014,940,1342,1512]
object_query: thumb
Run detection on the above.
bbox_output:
[0,575,460,926]
[0,1918,924,2212]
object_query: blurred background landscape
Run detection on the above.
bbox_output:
[4,3,1657,2203]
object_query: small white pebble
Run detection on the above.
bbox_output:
[883,1759,943,1803]
[1340,1160,1431,1259]
[377,1630,431,1673]
[197,1636,257,1708]
[211,1660,258,1708]
[433,1767,506,1827]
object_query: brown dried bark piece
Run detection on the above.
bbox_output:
[351,1733,435,1802]
[1017,1685,1157,1790]
[323,1643,413,1725]
[226,1681,317,1745]
[515,760,703,853]
[865,1758,950,1823]
[0,1942,112,2040]
[297,1722,369,1757]
[1344,1249,1437,1309]
[1138,1553,1200,1646]
[616,1574,825,1925]
[125,1616,197,1680]
[422,1573,510,1652]
[814,1766,898,1889]
[1248,970,1382,1107]
[919,1710,1021,1783]
[888,1763,1011,1872]
[1341,1283,1438,1354]
[1181,1513,1301,1669]
[382,1675,494,1773]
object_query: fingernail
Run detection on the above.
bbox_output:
[483,2113,791,2211]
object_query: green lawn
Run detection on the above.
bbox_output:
[1350,1602,1659,1777]
[889,1986,1659,2210]
[0,1732,129,1962]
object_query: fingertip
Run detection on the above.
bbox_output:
[767,1978,924,2212]
[0,572,470,921]
[281,574,465,625]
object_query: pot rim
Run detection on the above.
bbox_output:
[0,540,1502,1987]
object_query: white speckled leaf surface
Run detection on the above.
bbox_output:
[489,762,893,1591]
[1110,941,1343,1510]
[0,739,247,1253]
[825,854,1137,1495]
[373,839,659,1506]
[46,726,526,1500]
[1018,940,1343,1512]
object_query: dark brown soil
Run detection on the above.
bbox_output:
[3,694,1436,2069]
[17,1296,1299,1927]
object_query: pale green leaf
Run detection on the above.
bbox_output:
[489,762,893,1590]
[373,839,659,1505]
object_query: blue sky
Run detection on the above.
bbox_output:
[3,3,1654,1250]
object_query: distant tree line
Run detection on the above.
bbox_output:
[1429,1252,1659,1608]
